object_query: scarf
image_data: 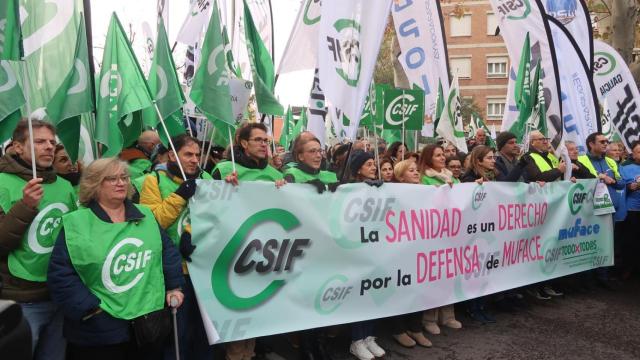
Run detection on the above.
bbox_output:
[424,167,454,184]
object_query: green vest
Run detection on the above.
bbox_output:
[154,170,212,245]
[283,167,337,184]
[63,206,165,320]
[128,158,153,180]
[421,175,460,186]
[214,161,283,181]
[529,152,555,172]
[0,174,77,282]
[577,155,621,179]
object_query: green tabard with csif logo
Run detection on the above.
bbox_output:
[63,206,165,320]
[0,174,77,282]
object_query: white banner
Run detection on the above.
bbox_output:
[176,0,212,46]
[548,19,599,153]
[307,69,328,146]
[489,0,563,147]
[277,0,321,74]
[318,0,392,140]
[592,40,640,151]
[391,0,450,116]
[436,73,468,152]
[542,0,592,69]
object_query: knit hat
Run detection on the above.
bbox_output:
[496,131,517,150]
[350,150,375,177]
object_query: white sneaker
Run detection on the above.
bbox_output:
[364,336,386,358]
[350,340,374,360]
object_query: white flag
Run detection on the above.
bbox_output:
[593,40,640,151]
[549,19,599,153]
[176,0,212,46]
[436,73,468,152]
[391,0,450,116]
[278,0,321,74]
[318,0,391,140]
[307,69,327,146]
[542,0,592,69]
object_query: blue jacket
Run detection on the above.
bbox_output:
[47,199,184,346]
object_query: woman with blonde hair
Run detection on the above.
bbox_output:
[48,158,185,359]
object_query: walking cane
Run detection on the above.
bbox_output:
[170,296,180,360]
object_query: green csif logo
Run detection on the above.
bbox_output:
[568,183,589,215]
[211,209,310,310]
[593,51,616,77]
[326,19,362,87]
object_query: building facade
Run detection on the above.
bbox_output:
[441,0,509,128]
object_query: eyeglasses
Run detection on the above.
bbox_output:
[249,137,270,145]
[103,174,130,184]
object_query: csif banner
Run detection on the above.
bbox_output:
[190,180,613,343]
[382,87,424,130]
[547,18,600,153]
[592,40,640,152]
[391,0,450,116]
[489,0,564,148]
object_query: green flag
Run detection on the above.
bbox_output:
[0,0,21,60]
[289,107,308,147]
[142,18,186,146]
[433,80,444,130]
[190,4,234,125]
[0,61,23,142]
[510,33,532,142]
[46,17,93,162]
[95,13,153,157]
[279,106,293,147]
[471,114,496,148]
[527,60,547,136]
[243,0,283,116]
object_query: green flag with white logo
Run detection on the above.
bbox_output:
[433,80,444,130]
[0,61,23,142]
[189,3,234,125]
[46,16,93,163]
[95,13,154,157]
[527,60,547,137]
[470,114,496,148]
[142,18,186,146]
[510,33,533,142]
[382,88,424,130]
[0,0,21,60]
[243,0,284,116]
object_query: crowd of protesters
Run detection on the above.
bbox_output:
[0,118,638,360]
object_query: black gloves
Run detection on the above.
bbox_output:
[327,183,340,192]
[175,179,197,200]
[179,232,196,262]
[306,179,327,194]
[364,179,384,187]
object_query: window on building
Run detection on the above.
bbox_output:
[450,14,471,37]
[487,13,499,35]
[487,99,506,118]
[450,57,472,79]
[487,56,508,77]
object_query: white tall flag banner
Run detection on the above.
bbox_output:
[436,73,468,152]
[542,0,592,69]
[391,0,450,116]
[318,0,392,140]
[246,0,274,56]
[232,0,252,79]
[176,0,212,45]
[278,0,321,74]
[489,0,563,148]
[548,19,599,153]
[593,40,640,151]
[307,69,327,145]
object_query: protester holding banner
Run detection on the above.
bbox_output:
[347,150,386,359]
[138,134,213,360]
[379,158,395,182]
[393,159,421,185]
[0,120,77,360]
[48,157,184,359]
[520,131,566,183]
[283,134,337,188]
[418,145,459,187]
[494,131,525,182]
[119,130,161,180]
[384,141,407,164]
[212,123,284,183]
[620,141,640,278]
[565,141,593,180]
[53,144,82,190]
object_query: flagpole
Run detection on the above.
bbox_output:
[19,62,37,179]
[204,124,217,169]
[227,126,237,173]
[153,102,187,180]
[199,119,209,167]
[401,90,405,161]
[373,133,381,180]
[414,131,418,152]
